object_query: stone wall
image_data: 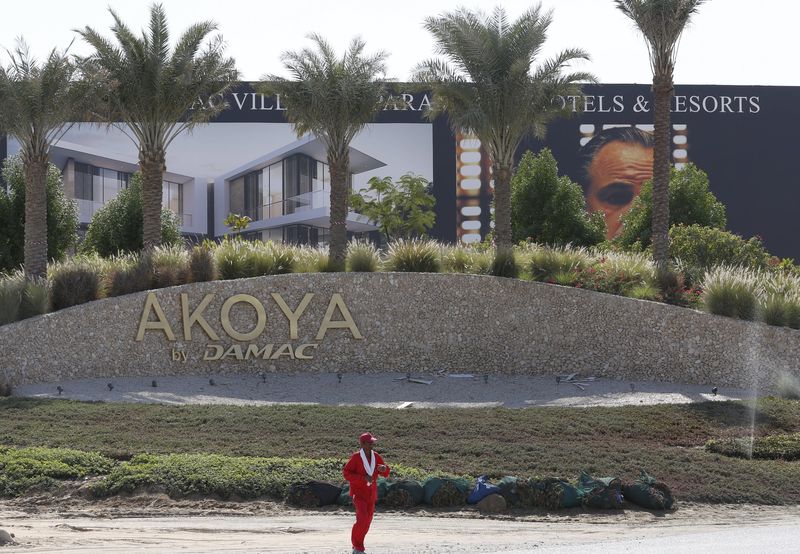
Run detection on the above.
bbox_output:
[1,273,798,388]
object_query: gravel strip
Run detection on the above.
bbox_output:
[12,372,763,408]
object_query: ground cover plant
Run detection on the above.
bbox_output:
[0,397,798,504]
[705,432,800,461]
[0,445,113,497]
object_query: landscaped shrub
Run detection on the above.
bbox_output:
[615,163,727,250]
[49,262,103,310]
[17,277,49,321]
[81,173,182,256]
[346,241,380,272]
[759,273,800,328]
[669,224,771,283]
[0,155,79,272]
[0,271,25,325]
[510,149,605,246]
[215,240,295,279]
[441,246,473,273]
[214,239,249,280]
[385,239,440,273]
[295,247,334,273]
[527,245,591,282]
[626,282,660,301]
[247,242,296,276]
[574,256,649,296]
[701,266,760,320]
[189,243,217,282]
[105,254,153,297]
[151,245,190,288]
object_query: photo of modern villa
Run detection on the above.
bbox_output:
[3,121,433,247]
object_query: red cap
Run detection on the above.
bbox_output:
[359,432,378,444]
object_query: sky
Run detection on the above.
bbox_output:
[0,0,796,86]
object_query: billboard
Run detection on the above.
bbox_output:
[2,83,798,260]
[451,84,798,259]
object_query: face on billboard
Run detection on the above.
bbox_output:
[586,140,653,238]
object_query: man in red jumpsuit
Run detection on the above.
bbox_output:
[343,432,390,554]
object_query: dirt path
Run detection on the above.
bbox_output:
[2,500,798,553]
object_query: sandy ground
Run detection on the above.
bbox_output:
[1,499,799,553]
[12,372,760,409]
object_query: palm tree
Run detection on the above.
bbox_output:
[413,5,593,250]
[0,40,85,278]
[615,0,707,266]
[77,4,237,249]
[261,34,388,270]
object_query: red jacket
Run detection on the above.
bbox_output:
[343,450,390,502]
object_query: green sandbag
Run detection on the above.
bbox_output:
[286,483,318,508]
[337,483,352,506]
[622,470,674,510]
[497,476,521,506]
[422,477,470,506]
[517,478,549,507]
[382,487,414,508]
[545,479,582,509]
[578,471,623,509]
[387,479,424,505]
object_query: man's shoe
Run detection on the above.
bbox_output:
[352,549,365,554]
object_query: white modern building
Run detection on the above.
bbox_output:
[217,135,383,246]
[3,121,435,246]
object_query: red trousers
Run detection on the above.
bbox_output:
[351,495,376,551]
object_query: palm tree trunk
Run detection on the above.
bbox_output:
[651,75,673,266]
[328,152,350,271]
[493,162,513,250]
[23,155,48,279]
[140,151,166,250]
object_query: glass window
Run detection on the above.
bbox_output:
[229,176,245,215]
[73,163,130,202]
[298,155,311,195]
[268,162,283,218]
[161,181,182,216]
[243,171,262,220]
[92,165,103,203]
[74,163,93,200]
[313,161,324,192]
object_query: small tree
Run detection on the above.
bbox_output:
[615,163,726,250]
[511,149,605,246]
[349,173,436,244]
[0,155,78,272]
[223,213,251,234]
[81,173,181,257]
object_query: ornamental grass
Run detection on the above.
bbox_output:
[346,240,381,272]
[701,266,760,321]
[385,239,441,273]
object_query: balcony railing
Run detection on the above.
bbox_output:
[77,198,191,228]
